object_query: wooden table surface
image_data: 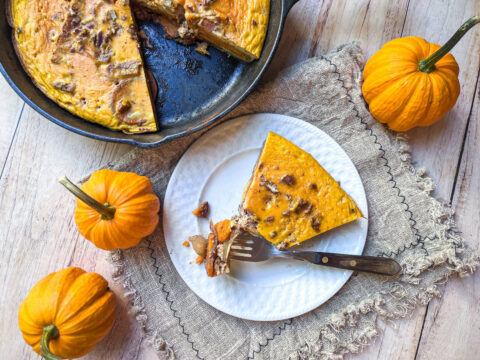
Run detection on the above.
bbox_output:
[1,0,479,359]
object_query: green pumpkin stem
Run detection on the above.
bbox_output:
[58,175,116,220]
[419,15,480,73]
[40,325,62,360]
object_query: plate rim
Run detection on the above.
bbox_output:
[163,113,368,321]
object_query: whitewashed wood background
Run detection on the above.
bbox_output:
[0,0,479,359]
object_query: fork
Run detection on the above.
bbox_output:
[229,237,402,276]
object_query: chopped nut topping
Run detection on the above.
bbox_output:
[116,99,132,114]
[304,203,313,214]
[259,175,279,194]
[94,31,104,47]
[113,60,142,78]
[195,42,210,56]
[53,81,75,94]
[138,30,153,49]
[294,199,311,213]
[189,235,208,257]
[311,219,321,232]
[105,10,117,22]
[98,53,112,63]
[265,216,275,223]
[263,195,272,203]
[200,19,217,32]
[280,174,295,186]
[269,231,277,238]
[192,201,209,218]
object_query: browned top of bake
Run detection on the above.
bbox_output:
[9,0,157,133]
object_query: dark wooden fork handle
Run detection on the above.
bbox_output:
[281,251,402,276]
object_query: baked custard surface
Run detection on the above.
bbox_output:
[242,132,363,249]
[8,0,157,133]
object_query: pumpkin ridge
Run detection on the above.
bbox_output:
[114,194,160,213]
[75,211,102,240]
[369,72,422,121]
[55,273,109,326]
[108,175,153,206]
[383,36,427,59]
[418,75,435,126]
[388,74,432,130]
[51,268,86,325]
[417,73,444,127]
[56,294,115,335]
[434,69,458,102]
[363,65,417,99]
[112,215,159,238]
[19,273,57,333]
[18,302,44,343]
[107,220,148,243]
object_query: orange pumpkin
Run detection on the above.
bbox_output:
[59,169,160,250]
[363,15,479,131]
[18,267,116,359]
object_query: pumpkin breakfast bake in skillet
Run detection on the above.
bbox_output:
[7,0,270,133]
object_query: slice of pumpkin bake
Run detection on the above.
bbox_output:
[8,0,157,133]
[194,132,363,277]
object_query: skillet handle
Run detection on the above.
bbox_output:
[284,0,300,12]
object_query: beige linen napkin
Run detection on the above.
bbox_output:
[103,43,478,359]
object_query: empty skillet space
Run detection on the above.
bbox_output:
[139,20,246,128]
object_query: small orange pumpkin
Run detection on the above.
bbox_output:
[18,267,116,359]
[59,169,160,250]
[363,16,479,131]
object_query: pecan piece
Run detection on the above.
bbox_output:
[116,99,131,114]
[53,81,75,94]
[311,218,321,232]
[294,199,310,213]
[113,60,142,78]
[192,201,209,218]
[189,235,208,257]
[259,175,280,195]
[94,31,104,47]
[280,174,295,186]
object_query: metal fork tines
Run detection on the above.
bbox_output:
[230,237,281,262]
[229,237,402,276]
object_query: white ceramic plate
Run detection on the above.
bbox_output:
[163,114,368,321]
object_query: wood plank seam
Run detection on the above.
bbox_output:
[400,0,411,34]
[449,67,480,203]
[0,102,24,180]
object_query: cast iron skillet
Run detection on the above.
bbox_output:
[0,0,299,147]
